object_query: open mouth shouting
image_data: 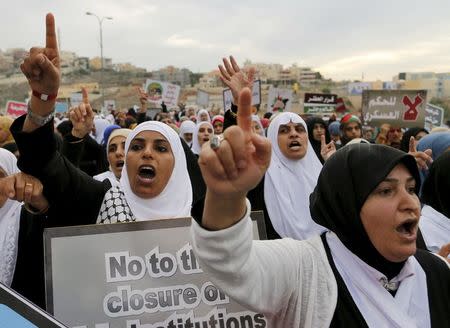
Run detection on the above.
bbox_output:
[395,217,418,241]
[288,140,302,150]
[137,165,156,184]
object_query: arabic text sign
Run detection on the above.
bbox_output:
[6,101,27,117]
[0,283,67,327]
[144,80,181,108]
[45,215,267,328]
[196,90,209,107]
[223,80,261,112]
[362,90,427,128]
[424,103,444,131]
[304,93,337,115]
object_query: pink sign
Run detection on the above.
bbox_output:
[6,101,27,117]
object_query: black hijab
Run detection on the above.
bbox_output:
[399,127,428,152]
[310,143,420,279]
[306,116,330,164]
[421,151,450,218]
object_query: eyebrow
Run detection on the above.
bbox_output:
[382,176,415,183]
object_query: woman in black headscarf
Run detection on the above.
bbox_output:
[419,151,450,257]
[399,127,428,152]
[306,116,331,163]
[191,87,449,327]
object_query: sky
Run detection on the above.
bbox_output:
[1,0,449,81]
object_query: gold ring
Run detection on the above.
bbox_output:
[25,183,33,187]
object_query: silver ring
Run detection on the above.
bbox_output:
[210,135,223,150]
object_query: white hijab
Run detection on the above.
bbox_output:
[92,118,111,144]
[196,109,211,123]
[191,122,214,155]
[264,112,326,240]
[419,205,450,256]
[119,121,192,220]
[0,148,22,286]
[179,120,196,147]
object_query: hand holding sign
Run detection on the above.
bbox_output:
[0,173,49,213]
[69,88,94,139]
[320,134,336,161]
[218,56,255,105]
[20,14,60,104]
[199,88,271,230]
[408,136,432,170]
[137,87,149,113]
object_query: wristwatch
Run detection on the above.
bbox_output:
[27,102,54,126]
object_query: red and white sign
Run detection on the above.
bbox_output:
[6,101,27,117]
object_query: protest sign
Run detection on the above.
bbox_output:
[304,93,337,115]
[347,82,371,95]
[0,282,67,327]
[44,214,267,328]
[424,103,444,131]
[362,90,427,128]
[267,86,293,113]
[55,102,69,114]
[5,100,27,117]
[70,93,83,107]
[144,80,181,108]
[196,90,209,107]
[223,80,261,112]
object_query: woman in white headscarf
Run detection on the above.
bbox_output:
[191,122,214,156]
[264,112,327,240]
[94,128,131,187]
[92,117,110,144]
[196,109,211,123]
[178,120,196,148]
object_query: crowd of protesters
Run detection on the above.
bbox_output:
[0,13,449,327]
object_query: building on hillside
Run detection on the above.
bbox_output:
[113,62,146,74]
[151,66,192,87]
[90,57,113,70]
[196,70,222,88]
[395,72,450,99]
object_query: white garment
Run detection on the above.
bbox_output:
[94,170,119,187]
[196,109,211,123]
[191,200,337,328]
[92,118,110,144]
[191,122,213,155]
[0,149,22,286]
[98,121,192,221]
[326,232,430,328]
[264,112,326,240]
[179,120,196,147]
[420,205,450,255]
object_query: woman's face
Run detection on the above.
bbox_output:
[107,136,126,179]
[199,112,209,122]
[213,121,223,135]
[126,131,175,199]
[343,122,361,140]
[360,164,420,262]
[183,133,193,143]
[197,123,213,146]
[415,131,427,141]
[312,123,325,142]
[277,121,308,160]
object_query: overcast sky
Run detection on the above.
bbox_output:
[2,0,449,81]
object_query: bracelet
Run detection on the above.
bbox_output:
[24,203,50,215]
[32,89,58,101]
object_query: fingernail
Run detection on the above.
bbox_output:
[237,160,247,169]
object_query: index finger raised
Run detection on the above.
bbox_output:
[82,87,89,104]
[237,87,253,133]
[45,13,58,50]
[408,136,417,153]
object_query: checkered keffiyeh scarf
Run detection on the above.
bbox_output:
[97,186,136,224]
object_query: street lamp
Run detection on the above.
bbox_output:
[86,11,113,101]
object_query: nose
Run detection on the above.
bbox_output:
[398,187,420,215]
[142,145,153,159]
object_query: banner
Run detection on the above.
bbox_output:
[196,90,209,107]
[5,100,27,117]
[267,86,293,113]
[304,93,337,115]
[0,283,67,327]
[348,82,371,95]
[362,90,427,128]
[223,80,261,112]
[55,102,69,114]
[144,80,181,108]
[424,103,444,131]
[44,214,267,328]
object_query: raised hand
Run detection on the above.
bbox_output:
[320,134,336,161]
[137,87,149,113]
[69,87,94,138]
[20,14,60,105]
[199,88,271,230]
[218,56,255,105]
[437,243,450,263]
[408,136,432,170]
[0,173,49,213]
